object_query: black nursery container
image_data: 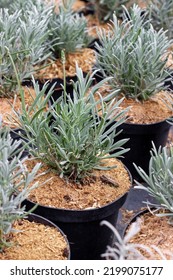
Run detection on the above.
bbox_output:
[111,120,171,181]
[23,189,130,260]
[37,77,75,104]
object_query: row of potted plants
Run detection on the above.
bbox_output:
[2,0,173,178]
[1,0,173,260]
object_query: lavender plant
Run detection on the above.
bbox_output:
[148,0,173,40]
[0,1,53,96]
[14,63,130,182]
[101,219,173,259]
[48,3,92,57]
[0,0,46,11]
[0,124,41,251]
[134,144,173,223]
[95,4,172,101]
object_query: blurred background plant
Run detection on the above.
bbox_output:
[101,219,173,259]
[147,0,173,40]
[134,144,173,223]
[89,0,130,23]
[95,4,172,101]
[0,0,53,96]
[48,1,92,58]
[0,123,41,251]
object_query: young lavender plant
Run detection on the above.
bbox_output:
[0,9,22,96]
[90,0,130,23]
[0,1,53,97]
[48,2,92,57]
[95,4,173,101]
[134,144,173,223]
[14,64,130,182]
[0,124,41,251]
[148,0,173,40]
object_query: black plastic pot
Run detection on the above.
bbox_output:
[38,77,74,104]
[93,69,105,83]
[22,76,72,103]
[9,128,25,140]
[23,180,131,260]
[88,38,102,51]
[22,79,37,87]
[26,213,71,260]
[109,119,171,182]
[122,208,155,239]
[22,75,76,103]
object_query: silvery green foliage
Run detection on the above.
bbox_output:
[15,66,129,181]
[0,10,21,96]
[18,3,53,64]
[0,124,41,251]
[90,0,130,22]
[0,0,11,8]
[59,0,75,10]
[134,144,173,222]
[148,0,173,40]
[0,1,53,96]
[101,219,173,259]
[0,0,44,11]
[95,4,172,101]
[48,4,92,56]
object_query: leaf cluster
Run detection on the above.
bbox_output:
[148,0,173,40]
[90,0,130,22]
[48,4,92,57]
[15,65,130,182]
[134,144,173,222]
[0,0,44,12]
[0,124,41,251]
[0,0,53,97]
[95,4,173,101]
